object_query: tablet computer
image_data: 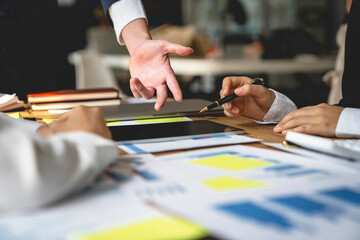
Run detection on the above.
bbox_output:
[110,120,245,144]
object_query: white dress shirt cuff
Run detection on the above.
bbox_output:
[109,0,147,45]
[336,108,360,138]
[255,89,297,125]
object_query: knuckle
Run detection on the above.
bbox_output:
[93,107,101,113]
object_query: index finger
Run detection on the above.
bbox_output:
[222,76,251,96]
[154,84,168,111]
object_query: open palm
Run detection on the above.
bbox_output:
[129,40,193,110]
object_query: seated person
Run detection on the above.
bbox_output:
[0,106,118,211]
[220,76,359,138]
[220,0,360,139]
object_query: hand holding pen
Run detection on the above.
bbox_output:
[208,76,276,121]
[200,77,265,113]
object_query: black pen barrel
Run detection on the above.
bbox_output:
[217,93,238,105]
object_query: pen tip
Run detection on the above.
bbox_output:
[199,107,208,113]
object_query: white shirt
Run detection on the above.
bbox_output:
[262,91,360,138]
[109,0,147,44]
[0,113,118,211]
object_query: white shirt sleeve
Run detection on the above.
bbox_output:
[0,112,43,135]
[0,116,118,211]
[255,89,298,125]
[109,0,147,45]
[335,107,360,138]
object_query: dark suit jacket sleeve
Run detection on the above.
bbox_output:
[339,0,360,108]
[100,0,119,26]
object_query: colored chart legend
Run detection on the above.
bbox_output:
[74,217,207,240]
[202,176,268,191]
[189,154,274,171]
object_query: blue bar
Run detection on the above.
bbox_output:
[241,154,260,159]
[217,202,294,230]
[106,172,129,182]
[270,195,341,218]
[320,188,360,206]
[137,171,160,181]
[240,155,278,163]
[265,164,301,172]
[286,169,324,177]
[192,135,231,140]
[133,161,145,166]
[123,143,146,153]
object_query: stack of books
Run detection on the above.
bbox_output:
[27,88,121,110]
[0,93,25,112]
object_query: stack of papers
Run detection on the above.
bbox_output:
[1,141,360,239]
[0,93,24,112]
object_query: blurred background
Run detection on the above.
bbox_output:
[60,0,348,107]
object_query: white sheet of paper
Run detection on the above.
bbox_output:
[153,178,360,240]
[118,135,260,154]
[0,153,193,240]
[0,93,16,106]
[262,142,360,173]
[140,145,360,240]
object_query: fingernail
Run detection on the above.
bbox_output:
[274,125,281,132]
[282,130,288,135]
[234,88,243,95]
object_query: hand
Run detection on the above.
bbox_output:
[274,103,344,137]
[129,40,193,110]
[220,76,275,120]
[48,106,112,140]
[121,19,193,111]
[36,125,53,138]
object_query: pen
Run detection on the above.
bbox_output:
[199,78,265,113]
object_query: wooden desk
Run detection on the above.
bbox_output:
[194,116,284,150]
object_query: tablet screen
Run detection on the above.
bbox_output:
[110,120,244,143]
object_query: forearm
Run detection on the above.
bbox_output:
[0,131,118,211]
[121,18,151,55]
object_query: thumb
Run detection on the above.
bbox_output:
[164,41,193,56]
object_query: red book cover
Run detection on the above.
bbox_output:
[27,88,119,103]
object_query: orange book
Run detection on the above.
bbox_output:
[30,98,121,111]
[27,88,119,103]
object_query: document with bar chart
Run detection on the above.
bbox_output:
[148,145,360,240]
